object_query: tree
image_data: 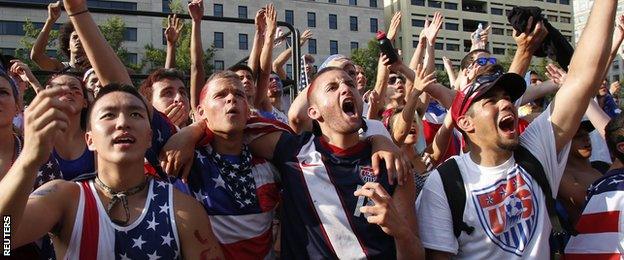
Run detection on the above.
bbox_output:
[351,39,380,90]
[500,47,549,79]
[140,0,215,75]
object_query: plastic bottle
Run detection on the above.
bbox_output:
[473,23,484,44]
[376,31,398,64]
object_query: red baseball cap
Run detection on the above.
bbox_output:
[451,71,526,125]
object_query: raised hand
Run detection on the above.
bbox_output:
[387,12,402,41]
[513,17,548,54]
[471,25,491,49]
[165,14,184,45]
[254,8,266,32]
[23,87,74,166]
[188,0,204,23]
[424,12,443,46]
[299,29,313,46]
[47,1,62,22]
[63,0,88,15]
[164,102,188,127]
[610,81,621,96]
[9,60,37,85]
[264,3,277,35]
[612,14,624,52]
[545,63,567,86]
[412,63,436,93]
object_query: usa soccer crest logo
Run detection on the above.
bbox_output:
[471,169,539,256]
[359,166,377,183]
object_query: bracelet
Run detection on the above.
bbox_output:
[68,9,89,17]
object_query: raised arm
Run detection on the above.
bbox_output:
[9,59,43,94]
[273,29,312,79]
[248,9,266,76]
[601,14,624,82]
[424,112,453,167]
[469,25,490,52]
[370,12,402,117]
[287,86,312,133]
[508,17,548,76]
[188,0,204,111]
[64,0,131,85]
[0,87,74,247]
[164,14,183,69]
[551,0,616,152]
[517,79,560,106]
[442,57,457,87]
[255,4,277,111]
[422,12,442,74]
[30,1,64,71]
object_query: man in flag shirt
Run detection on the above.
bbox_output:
[565,113,624,259]
[173,70,281,259]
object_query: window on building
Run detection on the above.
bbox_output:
[309,38,317,54]
[308,12,316,27]
[238,6,247,19]
[446,43,459,51]
[349,0,357,5]
[285,10,294,25]
[614,75,620,82]
[491,8,503,15]
[412,40,419,48]
[370,0,377,7]
[444,2,457,10]
[560,16,571,23]
[126,53,138,64]
[445,22,459,31]
[351,41,359,50]
[0,21,25,35]
[214,32,223,48]
[370,18,378,32]
[412,19,425,27]
[330,40,338,55]
[564,35,572,42]
[546,0,556,3]
[492,28,504,35]
[0,48,15,56]
[434,43,444,50]
[329,14,338,29]
[560,0,569,4]
[350,16,358,31]
[162,0,171,13]
[493,47,506,55]
[613,60,620,70]
[411,0,425,6]
[547,15,558,22]
[506,29,513,36]
[123,28,137,41]
[213,4,223,17]
[286,64,293,76]
[428,0,441,8]
[214,60,224,71]
[239,34,248,50]
[329,0,336,2]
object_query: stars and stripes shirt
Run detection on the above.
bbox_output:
[565,169,624,259]
[64,179,181,260]
[173,141,280,259]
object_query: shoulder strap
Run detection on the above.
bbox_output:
[438,158,475,238]
[513,146,565,234]
[79,181,100,260]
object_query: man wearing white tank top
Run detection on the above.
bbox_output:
[0,0,224,258]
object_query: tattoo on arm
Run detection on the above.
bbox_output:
[29,184,58,198]
[194,230,222,260]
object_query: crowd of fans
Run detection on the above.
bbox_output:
[0,0,623,259]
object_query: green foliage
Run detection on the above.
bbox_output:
[351,39,380,90]
[500,47,549,79]
[435,70,450,87]
[15,19,61,68]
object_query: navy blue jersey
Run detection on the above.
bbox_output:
[273,132,397,259]
[53,148,95,180]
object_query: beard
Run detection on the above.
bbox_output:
[497,138,519,151]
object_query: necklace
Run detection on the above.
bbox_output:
[94,176,148,225]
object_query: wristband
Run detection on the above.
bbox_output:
[68,9,89,17]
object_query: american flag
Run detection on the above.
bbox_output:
[299,54,310,91]
[33,157,64,189]
[564,170,624,259]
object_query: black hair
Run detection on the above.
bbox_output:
[228,64,256,81]
[605,113,624,162]
[59,22,75,59]
[87,84,150,129]
[45,73,90,130]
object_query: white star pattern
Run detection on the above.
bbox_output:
[610,179,624,185]
[159,203,170,214]
[119,253,131,260]
[37,170,43,178]
[196,151,207,164]
[232,164,239,169]
[213,174,226,189]
[174,250,180,259]
[147,212,159,231]
[147,250,161,260]
[193,190,211,207]
[228,172,236,178]
[161,232,174,246]
[157,129,164,143]
[239,176,246,182]
[150,192,158,201]
[234,192,241,199]
[46,161,53,169]
[244,199,251,205]
[157,181,167,189]
[132,235,146,249]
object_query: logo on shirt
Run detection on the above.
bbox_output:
[471,169,539,256]
[359,166,377,183]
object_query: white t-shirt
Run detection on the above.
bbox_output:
[416,108,571,259]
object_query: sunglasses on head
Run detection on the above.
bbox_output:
[458,70,504,114]
[474,57,497,66]
[388,75,405,85]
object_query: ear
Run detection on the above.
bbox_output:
[196,104,205,119]
[617,142,624,155]
[307,105,322,121]
[85,131,96,151]
[456,115,475,134]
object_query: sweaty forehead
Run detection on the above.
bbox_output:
[92,91,146,113]
[207,77,244,94]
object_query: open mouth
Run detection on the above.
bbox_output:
[112,133,136,146]
[409,128,417,135]
[341,98,356,117]
[498,115,516,135]
[226,107,239,115]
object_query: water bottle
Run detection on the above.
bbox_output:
[376,31,398,64]
[473,23,484,44]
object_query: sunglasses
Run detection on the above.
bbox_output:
[388,75,405,85]
[458,70,504,115]
[473,57,498,66]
